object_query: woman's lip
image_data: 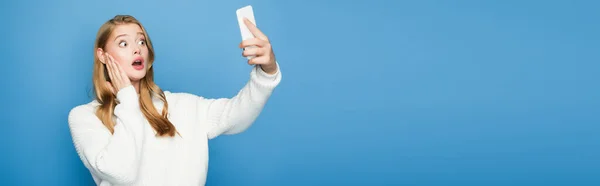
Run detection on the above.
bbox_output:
[133,63,145,70]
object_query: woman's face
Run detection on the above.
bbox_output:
[102,23,149,82]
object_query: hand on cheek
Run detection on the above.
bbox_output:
[104,53,132,94]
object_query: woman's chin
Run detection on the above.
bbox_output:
[128,73,146,82]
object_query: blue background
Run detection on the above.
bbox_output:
[1,0,598,185]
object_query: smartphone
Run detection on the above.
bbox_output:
[236,5,257,60]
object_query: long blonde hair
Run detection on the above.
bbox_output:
[92,15,177,137]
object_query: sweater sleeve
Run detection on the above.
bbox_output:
[68,85,147,185]
[203,63,282,139]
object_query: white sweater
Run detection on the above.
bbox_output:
[68,64,281,186]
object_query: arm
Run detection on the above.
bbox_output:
[68,85,147,184]
[204,63,282,139]
[201,18,281,139]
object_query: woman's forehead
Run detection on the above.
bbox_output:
[111,24,144,38]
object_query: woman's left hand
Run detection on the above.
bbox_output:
[240,18,277,74]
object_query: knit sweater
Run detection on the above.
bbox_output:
[68,64,281,186]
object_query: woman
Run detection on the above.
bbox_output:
[68,15,281,185]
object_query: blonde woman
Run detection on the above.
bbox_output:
[68,15,281,185]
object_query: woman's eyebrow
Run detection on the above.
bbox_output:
[114,34,128,41]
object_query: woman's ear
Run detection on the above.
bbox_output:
[96,48,106,64]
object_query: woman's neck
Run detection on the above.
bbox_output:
[131,81,141,95]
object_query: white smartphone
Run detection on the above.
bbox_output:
[236,5,257,60]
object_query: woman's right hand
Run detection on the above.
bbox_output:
[104,53,132,94]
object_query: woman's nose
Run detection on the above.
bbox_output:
[133,47,140,55]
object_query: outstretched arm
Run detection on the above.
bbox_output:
[204,18,281,139]
[202,63,281,139]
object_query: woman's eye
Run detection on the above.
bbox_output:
[138,39,146,45]
[119,41,127,47]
